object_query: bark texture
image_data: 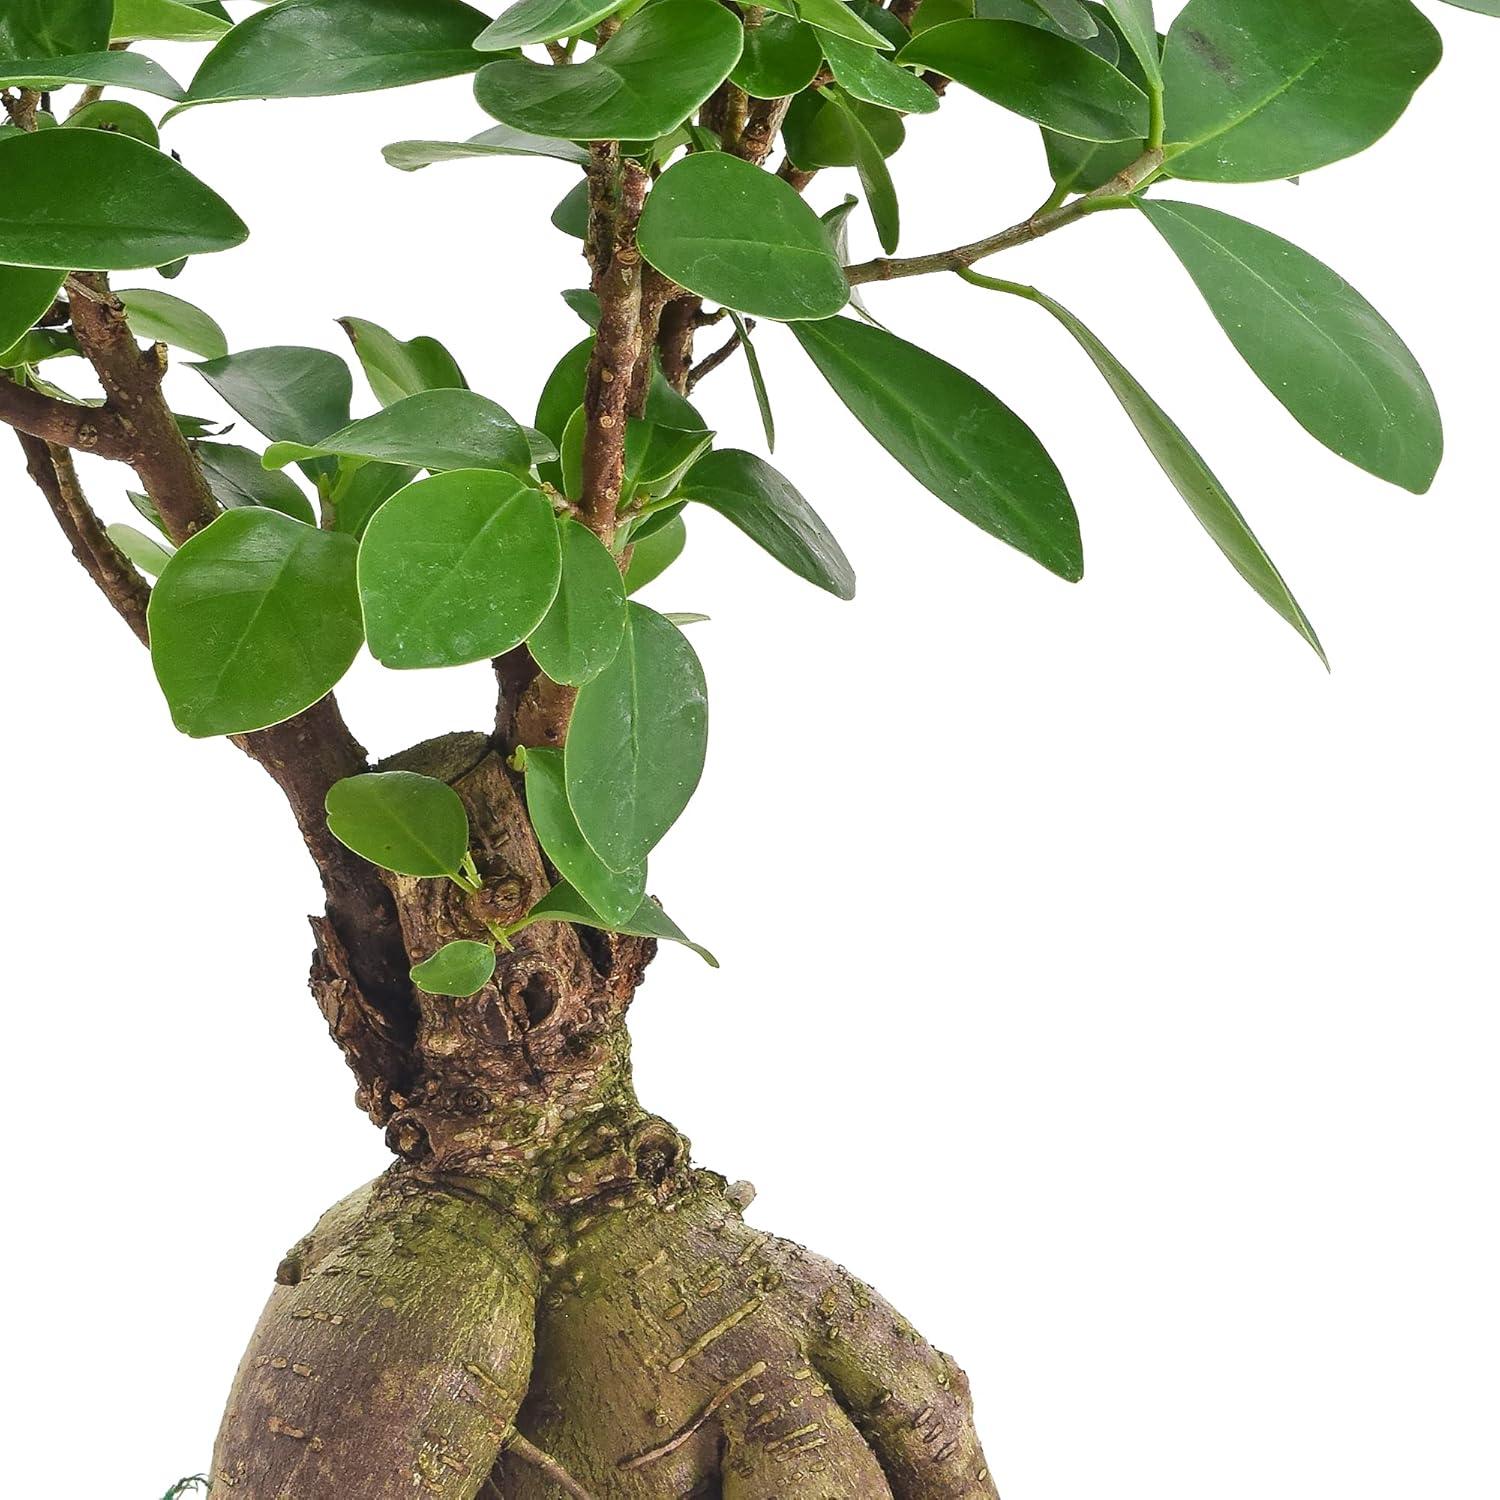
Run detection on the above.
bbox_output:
[210,737,1000,1499]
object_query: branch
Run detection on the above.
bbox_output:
[0,371,137,460]
[577,158,648,546]
[67,273,219,541]
[14,431,150,644]
[845,149,1164,286]
[687,328,745,392]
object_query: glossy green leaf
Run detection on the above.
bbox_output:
[474,0,743,142]
[195,442,317,525]
[358,469,561,669]
[149,508,364,737]
[566,603,708,871]
[330,458,418,539]
[264,390,530,477]
[791,316,1082,580]
[623,420,715,501]
[119,289,228,360]
[679,449,854,599]
[112,0,231,41]
[783,88,905,169]
[411,940,496,997]
[1098,0,1158,86]
[383,123,590,172]
[0,0,110,56]
[524,747,643,925]
[529,520,628,687]
[1140,200,1441,494]
[899,20,1149,140]
[561,288,601,328]
[477,0,624,50]
[521,881,718,966]
[339,316,468,407]
[191,345,352,446]
[624,514,687,593]
[1002,280,1325,662]
[826,89,901,253]
[106,522,174,578]
[638,153,848,322]
[325,771,470,878]
[1030,0,1101,37]
[821,196,882,327]
[1042,3,1146,193]
[0,131,246,271]
[180,0,490,108]
[795,0,893,47]
[64,98,160,145]
[1162,0,1442,182]
[0,326,77,367]
[1441,0,1500,12]
[550,178,590,240]
[0,51,187,100]
[0,266,64,356]
[819,29,938,113]
[732,15,823,98]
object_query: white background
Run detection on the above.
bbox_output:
[2,5,1496,1497]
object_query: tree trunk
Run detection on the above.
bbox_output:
[209,732,999,1498]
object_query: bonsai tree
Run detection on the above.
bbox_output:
[1,0,1487,1495]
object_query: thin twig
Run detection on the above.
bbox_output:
[845,150,1164,286]
[505,1431,599,1500]
[687,329,745,392]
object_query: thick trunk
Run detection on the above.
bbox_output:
[209,733,1000,1498]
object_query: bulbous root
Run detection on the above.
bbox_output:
[211,1172,1000,1499]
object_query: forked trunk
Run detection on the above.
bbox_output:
[210,734,998,1499]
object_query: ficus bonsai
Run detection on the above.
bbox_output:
[1,0,1488,1495]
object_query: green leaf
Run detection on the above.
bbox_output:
[1139,200,1441,494]
[732,15,823,99]
[1028,0,1101,37]
[825,89,901,253]
[783,88,905,169]
[524,747,644,925]
[794,0,893,48]
[566,603,707,871]
[325,771,471,878]
[522,881,718,966]
[1161,0,1442,182]
[118,289,228,360]
[0,0,110,56]
[338,316,468,408]
[474,0,744,142]
[106,522,174,578]
[551,178,591,240]
[561,288,601,328]
[0,51,187,100]
[1042,2,1146,193]
[149,509,364,737]
[1441,0,1500,12]
[112,0,231,41]
[529,519,628,687]
[1098,0,1159,86]
[0,326,78,368]
[179,0,490,109]
[411,940,496,997]
[358,469,561,669]
[899,20,1148,140]
[191,346,353,446]
[64,98,160,146]
[995,279,1325,663]
[477,0,625,50]
[195,442,318,525]
[791,316,1082,580]
[265,390,531,476]
[638,153,848,322]
[728,311,776,451]
[678,448,854,599]
[0,266,64,356]
[624,419,715,501]
[329,458,417,539]
[821,196,882,327]
[0,131,246,271]
[624,513,687,592]
[383,122,591,171]
[818,28,938,113]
